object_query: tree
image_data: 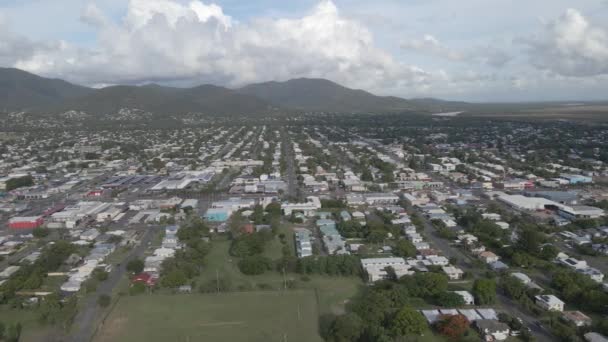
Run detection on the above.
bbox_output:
[129,282,147,296]
[329,313,364,342]
[390,306,427,337]
[238,256,271,275]
[500,275,527,300]
[435,291,466,307]
[126,259,144,274]
[97,294,111,307]
[436,314,470,340]
[93,269,109,282]
[5,323,21,342]
[473,278,497,305]
[161,269,187,287]
[394,239,416,258]
[32,227,50,238]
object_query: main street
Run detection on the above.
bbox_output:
[68,226,159,342]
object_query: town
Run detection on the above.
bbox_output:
[1,116,608,342]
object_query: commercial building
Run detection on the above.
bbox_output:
[8,216,44,230]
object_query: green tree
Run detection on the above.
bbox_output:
[126,259,144,274]
[129,282,147,296]
[473,278,497,305]
[329,313,364,342]
[161,269,187,287]
[97,294,111,307]
[32,227,50,238]
[435,291,466,307]
[390,306,427,336]
[394,239,416,258]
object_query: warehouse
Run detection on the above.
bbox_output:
[558,206,605,220]
[8,216,44,230]
[497,194,562,211]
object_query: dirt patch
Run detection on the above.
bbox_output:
[94,315,128,342]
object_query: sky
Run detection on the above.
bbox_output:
[1,0,608,102]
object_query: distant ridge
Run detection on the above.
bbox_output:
[0,68,439,116]
[0,68,92,111]
[238,78,417,113]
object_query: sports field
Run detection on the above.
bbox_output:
[94,290,323,342]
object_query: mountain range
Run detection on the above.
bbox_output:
[0,68,463,117]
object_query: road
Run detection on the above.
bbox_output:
[280,127,298,200]
[68,226,159,342]
[413,206,553,342]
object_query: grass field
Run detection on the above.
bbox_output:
[94,291,323,342]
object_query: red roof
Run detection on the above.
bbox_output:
[132,272,157,286]
[241,224,255,234]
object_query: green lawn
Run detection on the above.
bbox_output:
[198,236,362,314]
[0,306,58,342]
[94,291,323,342]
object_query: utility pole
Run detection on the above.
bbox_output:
[282,267,287,290]
[216,269,220,293]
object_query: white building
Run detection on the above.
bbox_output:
[361,258,413,282]
[535,294,565,312]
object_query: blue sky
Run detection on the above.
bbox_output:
[1,0,608,101]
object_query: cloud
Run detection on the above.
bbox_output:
[7,0,444,94]
[401,34,512,68]
[525,8,608,76]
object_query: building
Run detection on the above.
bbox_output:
[204,208,230,222]
[479,251,499,264]
[364,193,400,205]
[8,216,44,230]
[562,311,592,327]
[497,194,560,211]
[475,320,510,341]
[442,266,464,280]
[560,174,593,185]
[282,196,322,216]
[294,228,313,258]
[535,294,565,312]
[361,258,413,282]
[584,332,608,342]
[558,206,605,220]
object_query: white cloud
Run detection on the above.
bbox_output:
[525,8,608,76]
[401,34,511,68]
[8,0,446,96]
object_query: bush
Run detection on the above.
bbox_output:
[126,259,144,274]
[238,256,272,275]
[97,294,111,307]
[129,282,147,296]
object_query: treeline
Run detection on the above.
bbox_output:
[295,255,361,277]
[0,241,76,300]
[321,272,480,342]
[5,175,34,191]
[160,218,210,288]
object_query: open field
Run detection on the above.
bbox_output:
[94,291,322,342]
[197,236,362,314]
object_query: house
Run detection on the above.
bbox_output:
[454,291,475,305]
[535,294,565,312]
[562,311,592,327]
[475,319,510,341]
[361,258,413,282]
[584,332,608,342]
[479,251,499,264]
[442,265,464,280]
[132,272,157,286]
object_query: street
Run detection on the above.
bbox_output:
[68,226,160,342]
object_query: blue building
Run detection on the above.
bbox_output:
[560,174,593,185]
[204,208,230,222]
